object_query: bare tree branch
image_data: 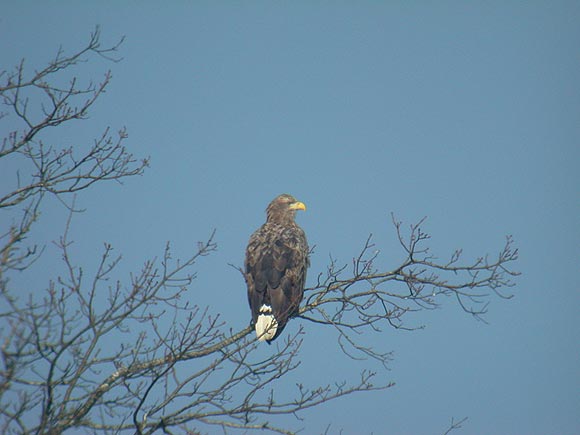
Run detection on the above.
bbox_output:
[0,26,146,211]
[441,416,469,435]
[0,26,148,286]
[298,214,518,366]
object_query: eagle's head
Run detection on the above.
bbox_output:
[266,194,306,224]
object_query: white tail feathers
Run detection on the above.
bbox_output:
[255,305,278,341]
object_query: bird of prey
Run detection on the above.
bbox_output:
[244,194,309,342]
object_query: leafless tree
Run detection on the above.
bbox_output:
[0,29,519,435]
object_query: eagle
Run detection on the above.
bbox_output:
[244,194,310,342]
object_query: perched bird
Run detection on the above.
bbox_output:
[244,194,310,342]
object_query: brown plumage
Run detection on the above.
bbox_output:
[244,194,310,342]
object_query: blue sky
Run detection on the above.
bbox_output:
[1,2,579,434]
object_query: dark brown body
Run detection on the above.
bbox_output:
[244,194,309,342]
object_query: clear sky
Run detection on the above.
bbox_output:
[2,2,579,434]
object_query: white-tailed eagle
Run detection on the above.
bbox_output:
[244,194,309,342]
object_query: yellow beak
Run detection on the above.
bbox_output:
[289,201,306,211]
